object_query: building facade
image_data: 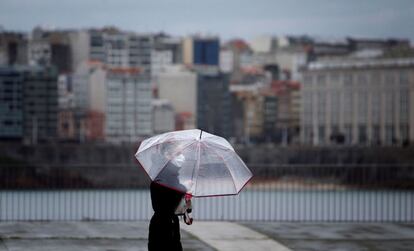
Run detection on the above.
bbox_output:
[152,99,175,134]
[0,67,24,139]
[105,69,152,143]
[0,66,58,143]
[87,29,152,74]
[301,58,414,146]
[22,66,59,143]
[197,72,233,138]
[0,32,28,65]
[158,65,198,129]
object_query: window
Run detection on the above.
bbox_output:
[400,90,409,123]
[385,125,395,145]
[343,91,353,123]
[331,91,340,124]
[358,125,367,144]
[357,73,367,87]
[371,125,380,145]
[385,72,395,86]
[317,92,326,123]
[384,92,395,124]
[318,126,325,144]
[399,71,409,86]
[344,124,352,144]
[344,74,353,87]
[358,92,368,123]
[400,124,409,142]
[330,73,340,83]
[316,74,326,87]
[371,93,380,123]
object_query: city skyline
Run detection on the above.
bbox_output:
[1,0,413,42]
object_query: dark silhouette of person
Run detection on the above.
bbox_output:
[148,180,185,251]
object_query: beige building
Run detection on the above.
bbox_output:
[300,58,414,146]
[157,65,198,129]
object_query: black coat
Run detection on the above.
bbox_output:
[148,182,184,251]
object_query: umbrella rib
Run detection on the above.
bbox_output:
[203,142,238,194]
[138,138,190,155]
[203,140,235,152]
[154,141,198,182]
[191,142,201,195]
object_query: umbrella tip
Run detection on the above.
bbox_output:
[199,130,202,140]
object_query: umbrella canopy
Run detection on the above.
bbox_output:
[135,129,253,197]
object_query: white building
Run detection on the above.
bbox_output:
[151,49,173,77]
[104,33,130,68]
[301,57,414,146]
[76,29,153,75]
[249,36,275,53]
[72,61,107,111]
[28,40,51,66]
[152,99,175,134]
[219,49,234,73]
[274,48,308,81]
[105,69,152,143]
[57,74,75,109]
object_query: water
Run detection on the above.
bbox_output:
[1,189,413,221]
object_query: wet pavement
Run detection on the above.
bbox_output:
[0,221,215,251]
[242,222,414,251]
[1,221,414,251]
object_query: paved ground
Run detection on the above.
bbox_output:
[242,222,414,251]
[182,221,291,251]
[1,221,414,251]
[0,221,215,251]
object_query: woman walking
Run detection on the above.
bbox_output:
[148,181,185,251]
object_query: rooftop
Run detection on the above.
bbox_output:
[306,57,414,70]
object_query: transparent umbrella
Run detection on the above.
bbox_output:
[135,129,253,197]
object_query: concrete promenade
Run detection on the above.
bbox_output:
[0,221,413,251]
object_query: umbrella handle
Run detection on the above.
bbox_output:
[184,210,193,225]
[183,197,193,225]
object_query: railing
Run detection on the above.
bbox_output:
[1,163,413,221]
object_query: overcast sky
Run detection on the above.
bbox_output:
[1,0,413,42]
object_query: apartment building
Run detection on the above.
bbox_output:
[301,58,414,145]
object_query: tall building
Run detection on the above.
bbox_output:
[22,66,59,143]
[153,33,182,64]
[183,36,219,66]
[220,39,253,82]
[152,99,175,134]
[29,27,72,73]
[158,65,198,129]
[68,30,90,72]
[300,58,414,146]
[158,65,233,138]
[0,32,28,65]
[105,68,152,143]
[87,28,153,75]
[151,49,173,77]
[197,72,233,138]
[71,61,107,142]
[230,84,265,143]
[268,80,301,144]
[0,67,23,139]
[57,74,76,141]
[0,66,58,143]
